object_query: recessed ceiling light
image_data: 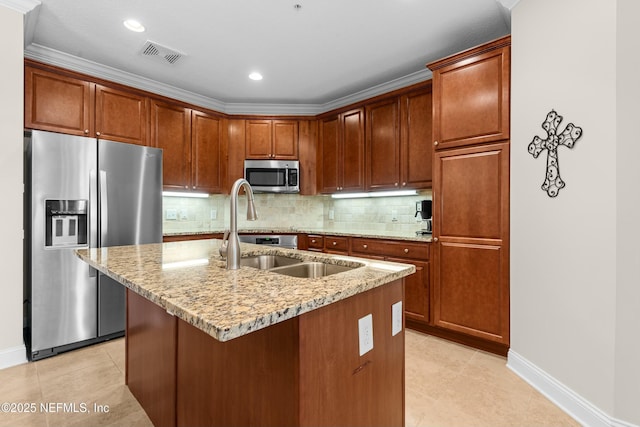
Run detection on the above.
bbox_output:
[249,72,263,81]
[124,19,145,32]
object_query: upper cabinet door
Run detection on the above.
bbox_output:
[319,116,340,193]
[340,108,365,192]
[429,37,510,150]
[95,85,148,145]
[401,87,433,188]
[150,100,191,191]
[191,111,224,194]
[366,98,401,191]
[25,66,93,136]
[245,119,272,159]
[272,120,298,159]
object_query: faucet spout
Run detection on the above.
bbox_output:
[226,178,258,269]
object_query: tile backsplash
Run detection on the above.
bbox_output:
[162,190,432,234]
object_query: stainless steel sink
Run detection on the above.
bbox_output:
[269,262,356,278]
[239,254,303,269]
[240,255,361,278]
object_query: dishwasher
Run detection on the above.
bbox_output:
[238,234,298,249]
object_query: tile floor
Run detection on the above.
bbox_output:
[0,330,580,427]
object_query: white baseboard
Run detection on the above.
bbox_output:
[0,344,27,370]
[507,350,638,427]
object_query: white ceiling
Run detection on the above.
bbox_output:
[15,0,514,114]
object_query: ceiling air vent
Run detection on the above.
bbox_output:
[140,40,185,65]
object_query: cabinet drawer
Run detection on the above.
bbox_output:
[324,236,349,252]
[351,238,429,261]
[307,234,324,250]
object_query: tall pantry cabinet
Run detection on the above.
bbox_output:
[427,36,511,354]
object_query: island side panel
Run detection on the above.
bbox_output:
[176,317,300,427]
[126,289,178,427]
[298,279,405,427]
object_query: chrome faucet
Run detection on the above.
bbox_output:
[223,178,258,269]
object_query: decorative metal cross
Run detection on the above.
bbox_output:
[528,110,583,197]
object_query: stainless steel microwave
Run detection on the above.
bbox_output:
[244,159,300,193]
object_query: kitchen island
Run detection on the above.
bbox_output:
[76,239,414,427]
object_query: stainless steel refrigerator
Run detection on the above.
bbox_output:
[24,130,162,361]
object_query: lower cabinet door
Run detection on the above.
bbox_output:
[388,258,429,324]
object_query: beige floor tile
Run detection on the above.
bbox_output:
[0,330,581,427]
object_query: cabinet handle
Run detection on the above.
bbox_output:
[434,140,439,146]
[404,248,409,253]
[394,182,398,187]
[332,241,337,246]
[96,131,101,137]
[311,239,316,243]
[363,244,368,249]
[84,129,89,134]
[402,182,406,187]
[432,237,439,242]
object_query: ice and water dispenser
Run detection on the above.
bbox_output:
[45,200,88,248]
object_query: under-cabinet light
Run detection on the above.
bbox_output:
[331,190,417,199]
[162,191,209,199]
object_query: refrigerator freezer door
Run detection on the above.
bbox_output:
[97,140,162,336]
[27,131,98,353]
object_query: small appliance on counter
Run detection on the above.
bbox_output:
[415,200,432,235]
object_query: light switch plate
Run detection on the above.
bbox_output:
[179,209,188,220]
[392,301,402,336]
[358,314,374,356]
[210,209,217,220]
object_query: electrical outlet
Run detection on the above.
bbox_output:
[391,209,398,222]
[165,208,177,220]
[179,209,188,220]
[392,301,403,336]
[358,314,374,356]
[210,209,217,220]
[328,208,335,220]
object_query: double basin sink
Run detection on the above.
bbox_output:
[240,254,360,278]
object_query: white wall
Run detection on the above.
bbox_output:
[0,4,27,368]
[510,0,640,425]
[614,0,640,422]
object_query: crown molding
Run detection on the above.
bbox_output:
[24,43,432,116]
[0,0,39,14]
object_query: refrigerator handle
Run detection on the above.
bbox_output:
[89,169,99,278]
[99,170,108,246]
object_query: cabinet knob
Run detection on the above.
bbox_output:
[402,182,406,187]
[434,140,439,146]
[96,131,101,137]
[332,241,337,246]
[84,129,89,134]
[394,183,398,187]
[363,244,368,249]
[432,237,439,242]
[404,248,409,253]
[311,239,316,243]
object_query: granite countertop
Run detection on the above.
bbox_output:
[165,228,433,243]
[75,240,415,342]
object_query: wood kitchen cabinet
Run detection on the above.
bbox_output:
[150,100,191,191]
[323,235,349,255]
[400,86,433,188]
[245,119,298,159]
[25,65,93,136]
[429,36,510,150]
[191,110,226,194]
[425,36,511,355]
[25,64,148,145]
[319,108,365,193]
[351,238,430,324]
[431,142,510,349]
[366,98,401,191]
[150,100,225,193]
